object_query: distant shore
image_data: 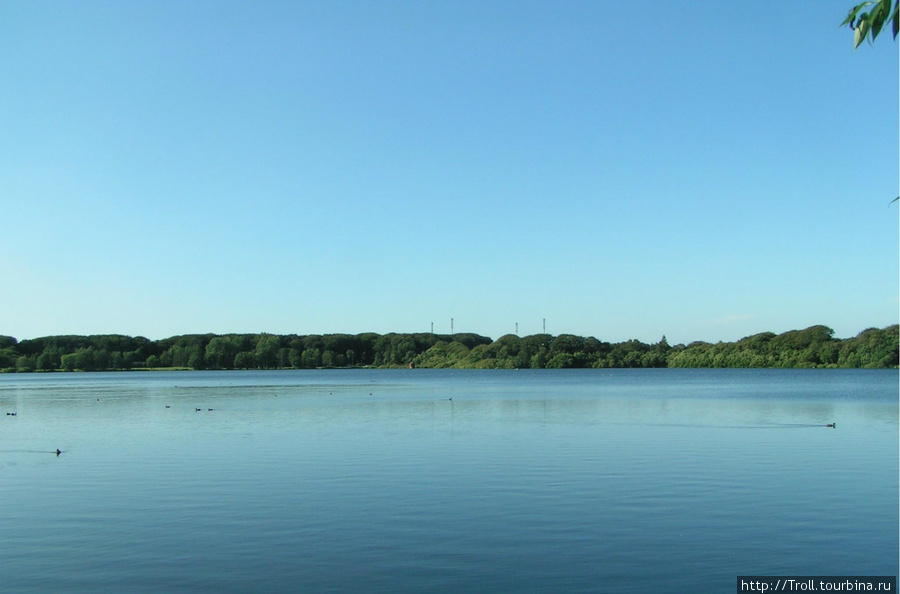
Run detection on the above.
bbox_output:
[2,324,896,372]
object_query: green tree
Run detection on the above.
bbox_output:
[205,336,239,369]
[300,348,321,368]
[255,334,280,369]
[321,349,336,367]
[288,348,302,368]
[530,348,548,369]
[546,352,575,368]
[109,351,124,369]
[61,349,99,371]
[37,347,61,371]
[233,351,257,369]
[16,355,36,372]
[0,348,17,369]
[188,346,205,370]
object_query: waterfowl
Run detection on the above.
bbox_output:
[826,423,836,428]
[56,449,61,456]
[195,408,201,412]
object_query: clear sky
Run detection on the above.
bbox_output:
[1,0,897,344]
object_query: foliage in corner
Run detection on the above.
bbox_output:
[842,0,899,48]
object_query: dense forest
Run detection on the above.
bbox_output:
[0,325,896,372]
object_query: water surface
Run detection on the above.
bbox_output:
[1,369,896,593]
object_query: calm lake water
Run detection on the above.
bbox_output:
[1,369,897,593]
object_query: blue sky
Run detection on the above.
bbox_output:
[1,0,897,344]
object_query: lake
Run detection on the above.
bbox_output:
[1,369,896,593]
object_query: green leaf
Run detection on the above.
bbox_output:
[869,0,888,40]
[892,1,899,38]
[842,1,876,27]
[853,15,872,47]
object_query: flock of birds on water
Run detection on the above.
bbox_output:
[4,393,835,456]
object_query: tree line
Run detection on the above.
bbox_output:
[0,325,896,372]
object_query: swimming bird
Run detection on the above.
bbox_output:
[826,423,836,428]
[165,405,170,408]
[7,412,16,416]
[208,408,213,411]
[56,449,61,456]
[195,408,201,412]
